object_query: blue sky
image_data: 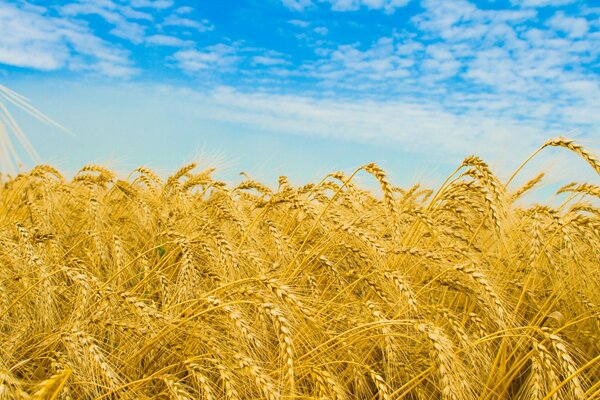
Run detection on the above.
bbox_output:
[0,0,599,189]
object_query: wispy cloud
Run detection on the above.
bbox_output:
[547,11,589,38]
[0,1,137,76]
[146,34,193,47]
[0,0,218,76]
[252,55,290,67]
[281,0,313,12]
[281,0,411,13]
[174,6,193,14]
[160,15,214,32]
[60,1,150,44]
[149,83,598,183]
[283,0,599,140]
[288,19,310,27]
[314,26,329,35]
[60,0,214,44]
[325,0,411,13]
[129,0,174,9]
[412,0,599,101]
[305,37,416,84]
[172,44,239,73]
[510,0,576,7]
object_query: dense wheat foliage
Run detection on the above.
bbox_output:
[0,138,598,399]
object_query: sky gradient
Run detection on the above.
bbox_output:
[1,0,599,191]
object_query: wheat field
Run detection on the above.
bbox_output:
[0,137,598,399]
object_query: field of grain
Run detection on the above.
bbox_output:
[0,137,598,399]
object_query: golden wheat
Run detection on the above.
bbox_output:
[0,137,598,399]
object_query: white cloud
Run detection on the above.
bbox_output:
[306,37,416,86]
[282,0,313,12]
[282,0,411,13]
[109,22,146,44]
[314,26,329,35]
[288,19,310,27]
[61,1,149,44]
[288,0,599,150]
[0,1,136,77]
[510,0,576,7]
[414,0,536,42]
[61,1,213,48]
[155,84,593,180]
[252,55,290,66]
[0,4,68,70]
[172,45,239,73]
[412,0,599,98]
[161,15,214,31]
[327,0,411,13]
[129,0,174,9]
[119,6,153,21]
[146,34,193,47]
[175,6,193,14]
[547,11,589,38]
[421,43,461,80]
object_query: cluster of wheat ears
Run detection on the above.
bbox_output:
[0,137,598,399]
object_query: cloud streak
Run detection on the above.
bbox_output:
[145,83,597,184]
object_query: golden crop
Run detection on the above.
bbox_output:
[0,138,598,399]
